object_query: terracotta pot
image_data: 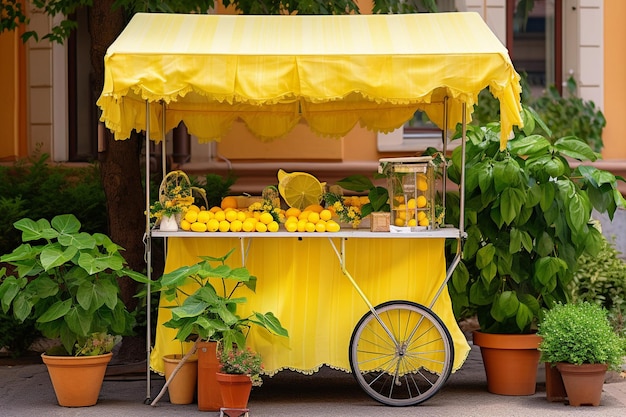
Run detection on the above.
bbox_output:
[162,354,198,405]
[545,363,567,402]
[197,340,223,411]
[556,362,608,406]
[472,331,541,396]
[41,352,112,407]
[216,372,253,409]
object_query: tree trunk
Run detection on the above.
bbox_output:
[89,3,147,362]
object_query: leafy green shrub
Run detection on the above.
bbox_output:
[531,77,605,153]
[538,302,624,371]
[0,152,106,255]
[0,311,40,357]
[446,106,625,334]
[571,235,626,337]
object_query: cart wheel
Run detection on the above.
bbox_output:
[349,300,454,406]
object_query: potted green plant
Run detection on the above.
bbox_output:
[538,302,625,406]
[446,106,626,395]
[147,248,288,409]
[216,345,263,410]
[0,214,148,407]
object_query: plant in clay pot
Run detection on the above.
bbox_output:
[146,248,288,407]
[0,214,148,406]
[216,345,263,410]
[538,302,625,406]
[445,106,626,395]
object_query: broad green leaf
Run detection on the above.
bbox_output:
[77,251,124,274]
[554,136,598,161]
[50,214,81,234]
[12,293,33,322]
[480,262,497,282]
[37,299,72,323]
[491,291,519,322]
[509,135,550,156]
[65,306,92,337]
[539,182,556,211]
[475,244,495,269]
[57,231,96,251]
[493,159,520,192]
[509,228,521,253]
[451,262,469,294]
[536,232,554,257]
[161,263,202,287]
[250,312,289,337]
[172,298,209,319]
[500,188,525,225]
[40,246,78,271]
[336,175,374,192]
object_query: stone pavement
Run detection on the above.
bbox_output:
[0,343,625,417]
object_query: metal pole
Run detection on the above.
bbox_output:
[144,100,152,403]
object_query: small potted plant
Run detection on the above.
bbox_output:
[538,302,625,406]
[216,345,263,410]
[146,248,288,409]
[0,214,148,407]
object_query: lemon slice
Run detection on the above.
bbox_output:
[277,169,325,210]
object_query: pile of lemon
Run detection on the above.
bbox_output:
[180,197,281,233]
[392,195,429,227]
[283,205,341,233]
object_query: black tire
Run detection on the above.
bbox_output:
[349,300,454,406]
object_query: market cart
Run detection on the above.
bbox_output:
[97,12,523,406]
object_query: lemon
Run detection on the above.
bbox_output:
[416,174,428,191]
[419,217,430,227]
[255,222,268,233]
[285,207,301,218]
[297,219,307,232]
[230,220,243,232]
[237,211,247,222]
[184,210,198,223]
[299,210,311,221]
[214,210,226,222]
[220,196,238,210]
[197,210,212,223]
[267,221,279,232]
[180,219,191,231]
[307,211,320,224]
[285,221,298,232]
[319,209,332,221]
[191,222,207,232]
[417,211,427,221]
[394,217,406,227]
[209,206,222,213]
[242,219,256,232]
[315,221,326,233]
[285,216,299,225]
[304,204,324,213]
[408,219,417,227]
[225,210,238,223]
[305,222,316,233]
[326,220,340,232]
[416,196,427,208]
[277,169,325,210]
[207,218,220,232]
[407,199,417,209]
[218,220,231,232]
[188,205,201,213]
[259,212,274,225]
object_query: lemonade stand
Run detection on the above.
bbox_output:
[97,12,523,406]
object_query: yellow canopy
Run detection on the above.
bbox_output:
[97,12,522,148]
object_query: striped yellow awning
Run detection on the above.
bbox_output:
[97,12,522,149]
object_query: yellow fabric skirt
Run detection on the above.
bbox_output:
[149,237,470,376]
